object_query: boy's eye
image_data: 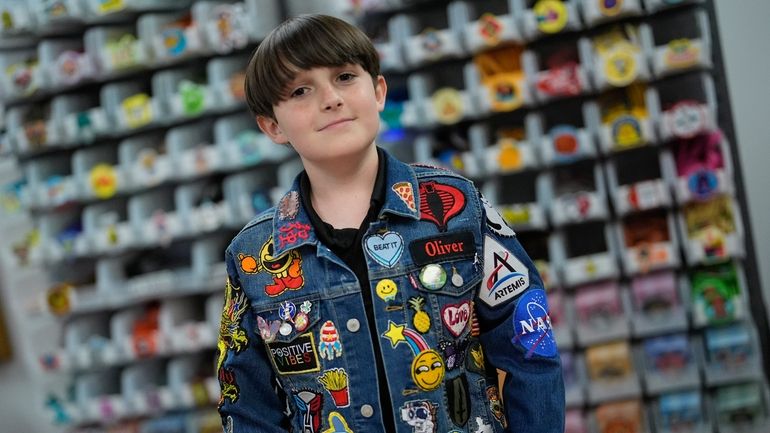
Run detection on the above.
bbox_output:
[338,72,356,81]
[290,87,308,97]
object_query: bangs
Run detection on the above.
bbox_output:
[245,14,380,118]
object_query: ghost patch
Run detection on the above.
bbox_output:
[480,194,515,237]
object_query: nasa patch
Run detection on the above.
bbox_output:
[481,236,529,307]
[511,289,557,358]
[480,194,515,237]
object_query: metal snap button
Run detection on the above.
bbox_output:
[346,318,360,332]
[360,404,374,418]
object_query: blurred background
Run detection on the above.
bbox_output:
[0,0,768,432]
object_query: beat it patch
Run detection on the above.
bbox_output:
[266,333,321,375]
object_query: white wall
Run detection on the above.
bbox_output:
[713,0,770,314]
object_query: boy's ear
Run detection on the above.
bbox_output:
[375,75,387,112]
[256,115,289,144]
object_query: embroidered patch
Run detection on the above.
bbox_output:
[419,181,466,232]
[487,385,507,428]
[238,253,258,273]
[218,367,239,407]
[447,375,471,427]
[392,181,417,212]
[216,278,249,372]
[408,297,431,333]
[267,333,321,374]
[382,321,446,391]
[257,316,280,343]
[365,231,404,268]
[319,320,343,360]
[293,390,323,432]
[511,289,557,358]
[480,195,515,237]
[473,416,494,433]
[481,236,530,307]
[278,191,299,220]
[401,400,438,433]
[441,300,471,337]
[258,237,305,297]
[409,231,475,266]
[439,339,469,371]
[479,13,502,45]
[317,368,350,408]
[466,340,485,374]
[323,411,353,433]
[375,279,398,301]
[470,301,481,336]
[277,222,312,249]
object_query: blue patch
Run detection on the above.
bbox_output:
[511,289,558,358]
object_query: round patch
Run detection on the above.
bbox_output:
[376,279,398,301]
[431,87,464,125]
[668,101,707,139]
[419,264,447,290]
[89,164,118,199]
[604,44,638,87]
[533,0,569,34]
[599,0,624,17]
[511,289,557,357]
[479,13,502,46]
[294,312,309,332]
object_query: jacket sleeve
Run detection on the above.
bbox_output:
[217,247,292,433]
[474,195,565,433]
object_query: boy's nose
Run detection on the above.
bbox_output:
[321,87,344,111]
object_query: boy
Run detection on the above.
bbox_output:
[217,14,564,433]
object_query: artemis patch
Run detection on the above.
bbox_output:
[267,333,321,375]
[481,236,529,307]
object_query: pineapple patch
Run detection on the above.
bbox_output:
[408,296,431,333]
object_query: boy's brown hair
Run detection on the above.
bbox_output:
[244,14,381,119]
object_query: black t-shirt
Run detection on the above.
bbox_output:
[299,148,397,431]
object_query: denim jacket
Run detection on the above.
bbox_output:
[217,150,565,433]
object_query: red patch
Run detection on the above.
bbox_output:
[277,222,311,249]
[419,181,466,232]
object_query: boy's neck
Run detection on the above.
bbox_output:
[304,145,380,229]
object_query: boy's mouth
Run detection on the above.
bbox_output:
[318,117,355,131]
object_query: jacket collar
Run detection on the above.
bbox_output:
[270,147,421,257]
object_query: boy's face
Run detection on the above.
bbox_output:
[256,63,387,165]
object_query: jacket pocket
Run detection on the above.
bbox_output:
[254,294,325,377]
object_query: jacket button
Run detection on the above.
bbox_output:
[360,404,374,418]
[346,318,360,332]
